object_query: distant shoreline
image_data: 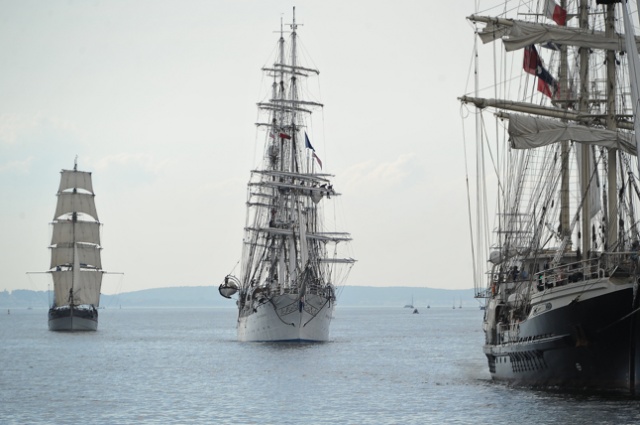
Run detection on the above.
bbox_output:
[0,285,478,309]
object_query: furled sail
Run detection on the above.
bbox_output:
[507,114,636,155]
[473,17,638,52]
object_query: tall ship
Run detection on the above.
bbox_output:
[461,0,640,394]
[219,8,355,342]
[48,159,104,331]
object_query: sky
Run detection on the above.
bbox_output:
[0,0,477,294]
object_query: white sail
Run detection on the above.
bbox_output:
[52,270,73,306]
[74,270,102,306]
[54,192,98,220]
[51,220,101,245]
[52,270,102,306]
[58,169,94,194]
[50,244,102,269]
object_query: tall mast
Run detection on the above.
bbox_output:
[72,158,78,306]
[605,1,618,250]
[578,0,591,258]
[289,7,298,173]
[278,15,286,173]
[559,0,571,249]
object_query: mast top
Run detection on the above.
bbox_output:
[74,155,78,171]
[290,7,297,33]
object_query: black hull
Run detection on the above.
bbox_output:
[485,285,640,395]
[48,306,98,331]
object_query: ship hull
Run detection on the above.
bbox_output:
[237,293,334,342]
[484,279,640,394]
[48,307,98,331]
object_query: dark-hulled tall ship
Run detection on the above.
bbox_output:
[461,0,640,394]
[48,159,104,331]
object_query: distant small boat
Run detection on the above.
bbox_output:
[413,308,419,314]
[404,296,415,309]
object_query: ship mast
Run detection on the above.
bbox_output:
[559,0,571,252]
[578,0,590,259]
[290,6,298,174]
[71,160,78,307]
[605,1,618,250]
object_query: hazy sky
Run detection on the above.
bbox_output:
[0,0,475,294]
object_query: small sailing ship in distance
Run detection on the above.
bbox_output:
[219,8,355,342]
[461,0,640,394]
[47,158,104,331]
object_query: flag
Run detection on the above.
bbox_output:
[312,152,323,169]
[523,45,559,99]
[544,0,567,26]
[279,132,291,139]
[304,132,315,150]
[305,132,322,169]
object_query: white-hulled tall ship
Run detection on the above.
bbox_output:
[219,8,355,342]
[48,159,104,331]
[461,0,640,394]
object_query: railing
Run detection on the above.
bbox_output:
[532,258,604,290]
[485,252,638,295]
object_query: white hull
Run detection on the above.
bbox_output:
[237,293,334,342]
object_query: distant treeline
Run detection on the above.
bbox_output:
[0,286,477,309]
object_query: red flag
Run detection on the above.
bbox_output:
[544,0,567,26]
[279,133,291,139]
[523,45,559,99]
[537,79,554,98]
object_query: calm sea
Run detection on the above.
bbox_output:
[1,306,639,424]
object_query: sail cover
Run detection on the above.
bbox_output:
[54,192,99,220]
[58,170,94,194]
[50,244,102,269]
[507,114,636,155]
[52,270,102,306]
[51,221,101,246]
